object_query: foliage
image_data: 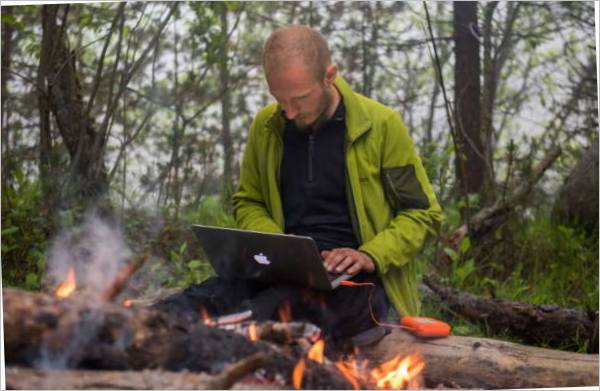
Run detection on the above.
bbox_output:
[498,215,598,311]
[159,240,215,289]
[181,195,236,228]
[141,196,235,290]
[1,170,48,290]
[434,206,598,312]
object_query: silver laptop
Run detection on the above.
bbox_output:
[191,224,352,290]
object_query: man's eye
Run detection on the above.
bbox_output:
[292,95,308,103]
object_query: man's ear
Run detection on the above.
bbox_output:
[324,64,337,85]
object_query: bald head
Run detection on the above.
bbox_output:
[262,25,332,81]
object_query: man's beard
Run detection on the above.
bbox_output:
[292,89,333,133]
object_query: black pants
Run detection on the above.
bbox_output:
[153,273,389,342]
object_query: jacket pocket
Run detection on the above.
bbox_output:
[382,165,430,213]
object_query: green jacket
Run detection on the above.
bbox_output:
[232,75,442,316]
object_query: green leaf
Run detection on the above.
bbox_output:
[187,260,203,270]
[80,13,93,27]
[443,247,459,262]
[25,272,39,288]
[2,226,19,236]
[224,1,240,11]
[179,241,187,254]
[1,13,15,24]
[459,236,471,254]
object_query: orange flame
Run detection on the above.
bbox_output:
[122,299,134,307]
[278,301,292,323]
[292,358,306,389]
[54,267,77,298]
[248,322,259,341]
[370,353,425,389]
[307,339,324,364]
[200,307,213,326]
[334,360,361,390]
[329,353,424,390]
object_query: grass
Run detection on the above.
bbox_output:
[418,210,598,352]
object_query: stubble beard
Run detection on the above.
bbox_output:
[293,87,333,133]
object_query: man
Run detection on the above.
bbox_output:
[232,25,441,331]
[156,25,441,345]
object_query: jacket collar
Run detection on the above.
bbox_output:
[264,75,372,143]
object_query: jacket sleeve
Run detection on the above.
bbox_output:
[359,112,443,274]
[232,117,284,234]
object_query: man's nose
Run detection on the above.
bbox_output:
[283,105,298,120]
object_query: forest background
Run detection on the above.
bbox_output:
[1,1,598,353]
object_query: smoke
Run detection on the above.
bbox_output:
[44,212,132,295]
[35,211,135,370]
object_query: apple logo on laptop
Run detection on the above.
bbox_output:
[253,253,271,265]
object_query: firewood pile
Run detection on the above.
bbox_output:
[4,286,360,389]
[4,258,599,390]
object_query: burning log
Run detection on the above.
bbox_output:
[361,328,599,389]
[101,254,148,302]
[424,276,599,352]
[2,288,353,389]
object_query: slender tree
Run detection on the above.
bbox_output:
[218,2,234,210]
[453,2,485,203]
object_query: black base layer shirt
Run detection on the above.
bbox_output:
[280,99,359,252]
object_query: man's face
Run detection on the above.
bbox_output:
[266,63,334,131]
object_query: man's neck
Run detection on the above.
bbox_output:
[324,85,341,121]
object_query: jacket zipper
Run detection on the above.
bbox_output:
[308,133,315,183]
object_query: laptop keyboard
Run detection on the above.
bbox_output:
[327,272,345,282]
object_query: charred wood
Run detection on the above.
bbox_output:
[423,277,598,352]
[361,328,599,389]
[3,288,352,389]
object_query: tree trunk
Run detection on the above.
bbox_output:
[423,277,599,352]
[552,140,599,234]
[39,5,109,209]
[362,328,598,389]
[219,3,234,209]
[453,2,484,202]
[480,1,499,200]
[1,6,14,151]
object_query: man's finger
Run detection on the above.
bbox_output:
[347,262,362,275]
[335,256,355,273]
[325,252,345,271]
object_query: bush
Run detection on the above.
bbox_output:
[141,196,235,290]
[1,169,48,290]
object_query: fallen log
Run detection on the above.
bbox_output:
[361,328,599,389]
[2,288,351,389]
[423,276,599,352]
[6,353,273,389]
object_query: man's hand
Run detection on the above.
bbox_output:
[321,248,375,275]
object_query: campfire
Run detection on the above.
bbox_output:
[287,335,424,389]
[44,263,429,390]
[54,267,77,299]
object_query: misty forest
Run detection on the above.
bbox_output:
[1,1,599,389]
